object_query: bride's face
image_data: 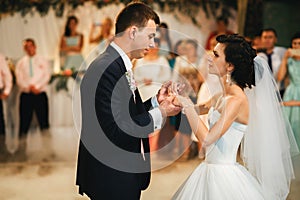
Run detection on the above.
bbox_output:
[208,43,227,77]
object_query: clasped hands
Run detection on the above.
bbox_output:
[156,81,194,117]
[0,93,8,100]
[29,85,41,95]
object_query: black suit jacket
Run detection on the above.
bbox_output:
[76,45,155,200]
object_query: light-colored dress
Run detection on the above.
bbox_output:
[283,58,300,149]
[172,108,264,200]
[159,40,171,57]
[196,53,223,130]
[134,56,171,101]
[64,36,84,70]
[53,36,83,127]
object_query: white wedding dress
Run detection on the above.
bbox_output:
[172,108,264,200]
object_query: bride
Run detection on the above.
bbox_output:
[172,34,298,200]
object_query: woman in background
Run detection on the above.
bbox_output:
[196,35,223,158]
[60,15,84,70]
[157,22,172,59]
[133,38,171,151]
[172,39,203,160]
[278,31,300,150]
[89,17,114,57]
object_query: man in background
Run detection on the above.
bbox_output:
[0,53,12,162]
[15,38,52,161]
[258,28,286,97]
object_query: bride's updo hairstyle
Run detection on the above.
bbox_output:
[216,34,257,90]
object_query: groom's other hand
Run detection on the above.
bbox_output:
[159,95,181,117]
[157,80,172,104]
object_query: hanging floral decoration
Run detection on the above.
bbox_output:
[0,0,237,22]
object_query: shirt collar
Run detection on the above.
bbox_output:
[110,42,132,71]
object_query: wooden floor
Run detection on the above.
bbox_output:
[0,126,299,200]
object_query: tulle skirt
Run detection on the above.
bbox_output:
[172,162,264,200]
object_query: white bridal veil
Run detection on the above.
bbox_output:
[242,56,299,200]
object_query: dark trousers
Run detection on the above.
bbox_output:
[0,100,4,135]
[19,92,49,136]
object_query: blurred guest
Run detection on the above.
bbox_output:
[133,38,171,151]
[198,36,222,121]
[134,38,171,101]
[15,38,52,161]
[278,31,300,149]
[205,16,234,50]
[160,39,186,154]
[172,39,203,160]
[196,35,223,158]
[251,34,264,52]
[258,28,286,97]
[0,54,12,161]
[89,17,114,57]
[283,100,300,106]
[157,22,173,59]
[168,39,186,71]
[173,39,203,94]
[60,15,84,70]
[57,15,83,126]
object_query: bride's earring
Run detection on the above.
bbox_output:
[226,72,232,85]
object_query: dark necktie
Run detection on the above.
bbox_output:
[266,53,273,72]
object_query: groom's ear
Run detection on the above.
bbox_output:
[129,26,138,40]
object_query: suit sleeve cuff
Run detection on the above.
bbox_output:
[149,107,162,130]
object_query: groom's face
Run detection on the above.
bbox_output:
[130,19,156,59]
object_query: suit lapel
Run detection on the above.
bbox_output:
[106,45,150,154]
[105,45,127,75]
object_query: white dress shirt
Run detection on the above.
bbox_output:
[110,42,163,131]
[257,46,286,90]
[0,54,12,96]
[15,54,50,93]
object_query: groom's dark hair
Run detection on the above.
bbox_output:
[115,1,160,35]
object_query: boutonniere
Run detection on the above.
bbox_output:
[125,71,137,103]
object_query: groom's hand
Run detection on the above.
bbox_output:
[159,95,182,117]
[157,81,172,104]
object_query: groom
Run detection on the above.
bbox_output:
[76,2,181,200]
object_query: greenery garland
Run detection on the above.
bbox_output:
[0,0,237,21]
[49,67,86,92]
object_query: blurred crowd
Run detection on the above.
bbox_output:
[0,14,299,163]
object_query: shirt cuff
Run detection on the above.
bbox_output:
[151,96,159,108]
[149,107,163,131]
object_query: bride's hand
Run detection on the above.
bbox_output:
[174,95,194,108]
